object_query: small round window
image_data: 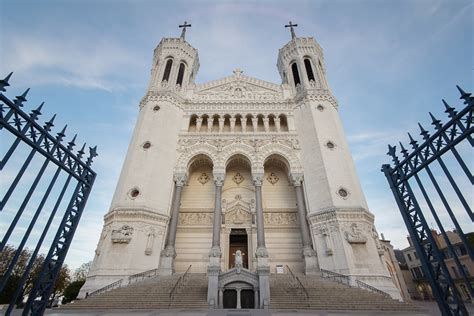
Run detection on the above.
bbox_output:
[142,141,151,150]
[153,105,160,112]
[338,188,349,198]
[317,105,324,112]
[326,141,335,149]
[129,188,140,199]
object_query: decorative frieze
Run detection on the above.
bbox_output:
[178,212,213,226]
[111,225,134,244]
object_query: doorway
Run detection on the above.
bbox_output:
[223,290,237,308]
[241,289,255,308]
[229,229,248,269]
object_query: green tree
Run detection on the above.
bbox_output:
[62,280,85,304]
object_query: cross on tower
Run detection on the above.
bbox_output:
[179,21,191,40]
[285,21,298,40]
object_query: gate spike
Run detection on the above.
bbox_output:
[86,146,98,166]
[77,143,86,159]
[408,132,418,148]
[442,99,457,118]
[0,72,13,92]
[429,112,442,129]
[67,134,77,150]
[14,88,30,107]
[418,123,430,139]
[456,85,472,103]
[56,125,67,141]
[399,142,409,157]
[44,114,57,130]
[387,144,399,163]
[30,102,44,119]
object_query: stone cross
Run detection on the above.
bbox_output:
[285,21,298,39]
[233,68,243,76]
[179,21,191,40]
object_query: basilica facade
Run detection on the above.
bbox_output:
[80,25,401,307]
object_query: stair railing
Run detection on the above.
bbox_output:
[87,268,159,298]
[88,279,123,297]
[128,268,158,285]
[168,265,192,308]
[320,268,351,286]
[320,268,391,298]
[286,265,309,300]
[355,279,391,298]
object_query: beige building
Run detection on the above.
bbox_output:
[80,25,402,307]
[402,230,473,302]
[380,235,410,301]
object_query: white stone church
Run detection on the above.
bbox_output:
[80,23,402,308]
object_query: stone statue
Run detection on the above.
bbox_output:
[234,249,244,273]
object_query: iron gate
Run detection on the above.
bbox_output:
[0,72,98,315]
[382,86,473,316]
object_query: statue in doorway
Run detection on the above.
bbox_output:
[234,249,244,273]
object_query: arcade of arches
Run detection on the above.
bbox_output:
[173,153,306,274]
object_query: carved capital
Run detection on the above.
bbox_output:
[290,173,304,187]
[161,245,177,258]
[213,173,225,187]
[173,174,187,187]
[252,174,264,187]
[209,246,222,258]
[255,246,269,258]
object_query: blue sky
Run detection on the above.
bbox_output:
[1,0,472,271]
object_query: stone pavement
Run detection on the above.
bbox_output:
[2,302,473,316]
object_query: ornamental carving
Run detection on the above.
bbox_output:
[178,212,213,226]
[267,172,279,185]
[223,195,255,225]
[194,78,282,101]
[344,223,367,244]
[263,212,297,226]
[232,172,245,185]
[197,172,210,184]
[111,225,134,244]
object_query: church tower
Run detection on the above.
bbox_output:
[277,23,399,298]
[80,24,199,295]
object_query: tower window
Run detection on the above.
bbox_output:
[176,63,186,86]
[162,59,173,82]
[304,59,315,81]
[291,63,301,86]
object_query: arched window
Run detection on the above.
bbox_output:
[176,63,186,86]
[162,59,173,82]
[291,63,301,86]
[304,59,315,81]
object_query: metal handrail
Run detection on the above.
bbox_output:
[320,268,391,298]
[286,265,309,300]
[168,265,192,307]
[320,268,350,286]
[356,279,391,298]
[88,279,123,297]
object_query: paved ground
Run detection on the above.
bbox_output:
[2,302,473,316]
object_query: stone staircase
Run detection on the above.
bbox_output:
[63,273,208,309]
[269,273,421,311]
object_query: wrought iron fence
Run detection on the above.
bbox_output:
[382,86,473,316]
[0,72,98,315]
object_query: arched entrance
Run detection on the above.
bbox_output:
[219,270,259,309]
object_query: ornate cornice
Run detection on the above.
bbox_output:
[105,207,170,226]
[307,207,374,225]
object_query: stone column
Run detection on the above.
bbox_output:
[242,117,247,132]
[252,117,258,132]
[159,174,186,275]
[252,174,270,308]
[230,117,236,132]
[218,117,225,133]
[196,117,202,132]
[263,117,270,132]
[275,117,281,133]
[236,288,242,309]
[208,173,225,308]
[207,118,213,132]
[292,174,319,275]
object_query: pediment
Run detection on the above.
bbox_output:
[193,73,283,101]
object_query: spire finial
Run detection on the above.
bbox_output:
[179,21,191,40]
[285,21,298,40]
